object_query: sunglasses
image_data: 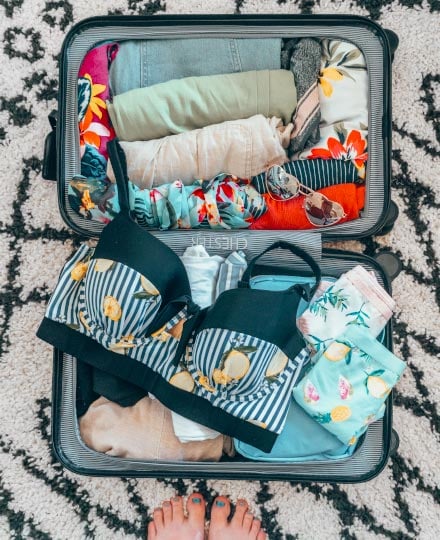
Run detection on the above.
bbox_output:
[265,165,347,227]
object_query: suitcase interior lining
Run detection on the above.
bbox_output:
[59,22,387,240]
[54,253,391,481]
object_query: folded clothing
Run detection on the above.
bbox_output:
[180,245,224,309]
[110,38,282,94]
[106,116,290,188]
[297,39,368,179]
[297,264,395,354]
[171,411,221,443]
[126,174,266,230]
[79,396,233,461]
[249,184,365,230]
[107,70,297,141]
[235,397,355,462]
[251,158,360,194]
[281,38,321,155]
[292,325,406,446]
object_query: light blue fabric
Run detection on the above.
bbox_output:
[110,38,282,95]
[235,398,355,462]
[293,325,406,446]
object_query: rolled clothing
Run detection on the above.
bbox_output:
[251,158,360,194]
[296,264,395,354]
[180,245,224,309]
[128,174,267,230]
[250,184,365,230]
[107,70,297,141]
[110,38,282,95]
[106,116,291,188]
[281,38,321,155]
[79,396,234,461]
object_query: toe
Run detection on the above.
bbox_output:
[153,508,164,531]
[147,520,156,539]
[231,498,248,527]
[250,519,262,537]
[242,511,254,533]
[210,496,231,529]
[162,500,172,526]
[171,495,185,524]
[257,530,267,540]
[186,492,206,528]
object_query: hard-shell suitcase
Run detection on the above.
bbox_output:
[43,14,402,482]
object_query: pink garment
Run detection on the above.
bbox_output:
[78,43,119,160]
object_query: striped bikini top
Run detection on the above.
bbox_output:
[37,140,321,453]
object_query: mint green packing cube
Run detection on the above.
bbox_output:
[293,325,406,446]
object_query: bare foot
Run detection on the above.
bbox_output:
[147,493,206,540]
[208,496,266,540]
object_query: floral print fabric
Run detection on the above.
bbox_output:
[292,325,406,446]
[297,265,395,355]
[298,39,369,180]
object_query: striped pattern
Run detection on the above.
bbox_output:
[251,159,359,193]
[189,328,307,433]
[215,251,248,296]
[1,2,440,539]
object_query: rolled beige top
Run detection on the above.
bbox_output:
[106,115,292,188]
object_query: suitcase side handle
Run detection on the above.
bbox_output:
[42,110,58,181]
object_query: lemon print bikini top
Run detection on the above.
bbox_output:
[37,140,321,452]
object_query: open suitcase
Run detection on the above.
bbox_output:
[42,14,402,483]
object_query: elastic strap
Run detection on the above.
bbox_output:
[107,139,132,218]
[239,240,321,299]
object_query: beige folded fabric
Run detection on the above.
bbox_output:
[106,115,292,188]
[107,69,297,141]
[79,396,234,461]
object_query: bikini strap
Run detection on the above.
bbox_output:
[107,138,133,219]
[238,240,322,299]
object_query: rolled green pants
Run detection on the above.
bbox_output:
[107,69,297,141]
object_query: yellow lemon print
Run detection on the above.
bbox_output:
[103,296,122,321]
[330,405,352,423]
[366,376,390,399]
[198,374,215,393]
[347,436,357,446]
[169,371,195,393]
[70,261,88,281]
[140,275,159,296]
[265,349,288,378]
[222,350,250,381]
[151,324,171,342]
[324,341,351,362]
[247,419,267,429]
[212,368,232,386]
[109,334,136,355]
[168,318,186,340]
[78,311,91,332]
[94,258,115,272]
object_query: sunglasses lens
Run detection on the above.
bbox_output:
[266,166,300,201]
[305,194,345,227]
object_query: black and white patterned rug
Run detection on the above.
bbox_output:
[0,1,439,538]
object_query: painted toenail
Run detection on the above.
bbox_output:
[192,497,201,503]
[238,501,247,506]
[215,500,225,507]
[173,497,180,502]
[163,501,171,506]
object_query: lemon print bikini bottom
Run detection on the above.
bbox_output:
[292,325,406,446]
[37,140,322,453]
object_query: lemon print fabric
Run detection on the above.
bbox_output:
[169,371,195,393]
[365,370,390,398]
[133,275,160,300]
[94,258,115,272]
[324,341,352,363]
[211,345,256,387]
[103,295,122,321]
[71,261,89,281]
[292,325,406,446]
